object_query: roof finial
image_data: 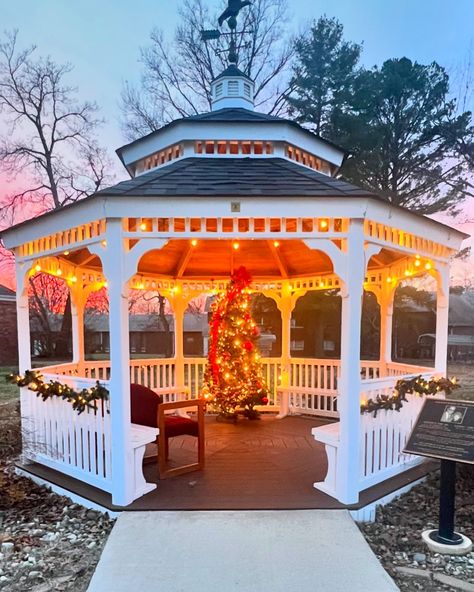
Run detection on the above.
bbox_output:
[218,0,251,64]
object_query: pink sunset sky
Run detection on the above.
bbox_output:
[0,0,473,291]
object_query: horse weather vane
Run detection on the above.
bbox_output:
[201,1,252,65]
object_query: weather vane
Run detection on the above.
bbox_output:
[201,0,252,65]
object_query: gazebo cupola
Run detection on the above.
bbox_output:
[210,64,255,111]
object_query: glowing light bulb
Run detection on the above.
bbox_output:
[273,241,280,247]
[414,259,421,267]
[101,240,107,247]
[425,262,432,270]
[415,254,421,259]
[191,239,198,247]
[140,222,147,231]
[103,281,108,288]
[70,276,77,283]
[404,270,412,277]
[319,219,329,230]
[63,250,70,256]
[35,264,41,272]
[386,277,392,283]
[56,268,62,276]
[233,241,240,250]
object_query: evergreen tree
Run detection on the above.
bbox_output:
[289,19,473,216]
[288,16,362,137]
[332,58,472,215]
[204,267,269,420]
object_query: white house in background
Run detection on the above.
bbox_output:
[1,62,467,508]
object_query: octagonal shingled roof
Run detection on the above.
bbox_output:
[115,107,346,164]
[97,157,382,199]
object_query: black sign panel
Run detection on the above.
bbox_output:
[404,399,474,464]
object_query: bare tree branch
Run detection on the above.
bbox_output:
[121,0,294,139]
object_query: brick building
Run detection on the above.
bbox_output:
[0,285,18,366]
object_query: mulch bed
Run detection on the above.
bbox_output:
[360,465,474,591]
[0,462,115,591]
[0,404,114,591]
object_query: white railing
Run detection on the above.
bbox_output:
[359,386,428,491]
[35,362,80,376]
[287,358,339,417]
[37,358,435,418]
[25,373,112,493]
[386,361,434,377]
[184,358,206,398]
[129,359,175,389]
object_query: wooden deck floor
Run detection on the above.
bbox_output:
[19,414,436,511]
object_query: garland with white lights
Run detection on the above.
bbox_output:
[360,375,459,417]
[7,370,109,414]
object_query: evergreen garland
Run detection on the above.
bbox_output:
[360,375,459,417]
[7,370,109,414]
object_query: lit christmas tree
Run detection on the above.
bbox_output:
[203,266,269,420]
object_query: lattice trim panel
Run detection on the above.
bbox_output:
[19,220,106,259]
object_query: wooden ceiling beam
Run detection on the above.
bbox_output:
[175,242,194,278]
[267,240,288,278]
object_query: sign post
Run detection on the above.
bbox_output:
[404,398,474,555]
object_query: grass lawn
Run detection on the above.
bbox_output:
[0,367,20,404]
[446,362,474,402]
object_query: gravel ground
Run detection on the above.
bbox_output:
[360,465,474,591]
[0,463,115,591]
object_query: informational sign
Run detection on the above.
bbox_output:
[404,399,474,464]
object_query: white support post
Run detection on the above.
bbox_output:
[337,219,365,505]
[378,283,396,376]
[276,288,296,418]
[435,263,450,376]
[102,219,134,506]
[15,264,31,374]
[70,282,85,374]
[172,293,187,392]
[15,261,33,457]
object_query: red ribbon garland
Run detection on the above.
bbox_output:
[208,266,252,383]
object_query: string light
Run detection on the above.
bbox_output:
[63,250,70,256]
[319,219,329,230]
[101,240,107,247]
[56,268,62,276]
[273,241,280,247]
[140,222,147,231]
[191,239,198,247]
[425,262,432,270]
[35,264,41,272]
[232,241,240,250]
[7,370,109,414]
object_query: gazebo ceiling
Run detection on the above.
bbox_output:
[62,240,408,282]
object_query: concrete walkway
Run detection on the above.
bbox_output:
[87,510,398,592]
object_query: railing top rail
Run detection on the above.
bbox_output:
[360,371,435,390]
[42,372,110,386]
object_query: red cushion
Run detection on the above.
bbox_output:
[164,416,199,438]
[130,383,162,428]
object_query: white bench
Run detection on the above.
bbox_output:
[130,423,159,500]
[311,422,340,498]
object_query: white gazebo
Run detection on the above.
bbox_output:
[2,64,467,508]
